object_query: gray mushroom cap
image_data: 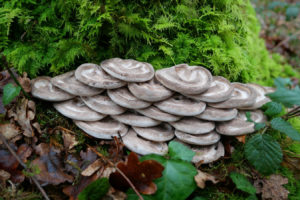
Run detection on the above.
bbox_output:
[51,71,104,96]
[132,123,174,142]
[128,78,173,102]
[155,64,213,95]
[196,107,238,121]
[264,86,276,94]
[237,110,267,123]
[136,106,181,122]
[74,118,128,139]
[209,83,257,109]
[75,63,126,89]
[53,97,106,121]
[216,118,255,136]
[31,76,74,101]
[122,129,168,155]
[101,58,155,82]
[175,130,220,145]
[107,87,151,109]
[192,142,225,164]
[154,95,206,116]
[170,117,215,135]
[239,83,271,110]
[184,76,233,103]
[111,111,160,127]
[81,93,126,115]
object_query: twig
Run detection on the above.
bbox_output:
[271,30,300,51]
[0,133,50,200]
[87,145,144,200]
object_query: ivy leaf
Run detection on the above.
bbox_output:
[270,117,300,141]
[2,83,21,105]
[245,134,282,175]
[168,141,195,162]
[267,87,300,107]
[77,178,110,200]
[230,172,256,195]
[262,102,283,117]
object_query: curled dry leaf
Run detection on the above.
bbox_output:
[254,174,289,200]
[194,170,219,189]
[0,123,21,144]
[17,72,31,93]
[81,159,103,177]
[32,143,73,185]
[235,135,246,144]
[63,132,79,150]
[109,152,164,195]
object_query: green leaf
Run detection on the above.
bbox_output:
[262,102,283,117]
[192,197,207,200]
[286,6,299,20]
[267,87,300,107]
[168,141,195,162]
[246,111,253,122]
[274,77,293,88]
[78,178,110,200]
[255,123,266,131]
[2,83,21,105]
[245,134,282,175]
[230,172,256,194]
[270,117,300,141]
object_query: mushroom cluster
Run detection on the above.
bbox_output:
[31,58,271,164]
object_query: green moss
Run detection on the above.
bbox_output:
[0,0,298,84]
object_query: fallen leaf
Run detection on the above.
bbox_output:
[0,123,21,144]
[17,72,31,93]
[63,132,79,150]
[80,147,98,170]
[194,170,219,189]
[235,135,246,144]
[32,143,73,185]
[109,152,164,195]
[105,187,126,200]
[254,174,289,200]
[81,159,103,177]
[0,169,11,185]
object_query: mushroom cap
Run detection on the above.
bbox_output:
[81,93,126,115]
[101,58,155,82]
[264,86,276,94]
[136,106,181,122]
[237,110,267,123]
[31,76,74,101]
[184,76,233,103]
[107,87,151,109]
[175,130,220,145]
[51,71,104,96]
[155,64,213,95]
[74,118,128,139]
[196,107,238,121]
[216,118,255,136]
[75,63,126,89]
[239,83,270,110]
[132,123,174,142]
[170,117,215,135]
[209,83,257,109]
[53,97,106,121]
[111,111,160,127]
[192,142,224,164]
[154,95,206,116]
[122,129,168,155]
[128,78,173,102]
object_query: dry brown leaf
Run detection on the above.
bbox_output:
[235,135,246,144]
[17,72,31,93]
[63,132,79,150]
[104,187,127,200]
[194,170,219,189]
[102,167,116,178]
[254,174,289,200]
[81,159,103,177]
[0,169,11,183]
[0,123,21,144]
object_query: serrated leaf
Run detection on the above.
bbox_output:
[274,77,293,88]
[168,141,195,162]
[262,102,283,117]
[286,6,299,20]
[230,172,256,194]
[246,111,253,122]
[2,83,21,105]
[78,178,110,200]
[255,123,266,131]
[245,134,282,175]
[267,87,300,107]
[270,117,300,141]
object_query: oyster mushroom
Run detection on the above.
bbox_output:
[107,87,150,109]
[155,64,212,95]
[216,118,255,136]
[101,58,155,82]
[128,78,173,102]
[175,130,220,145]
[136,106,181,122]
[191,142,225,164]
[122,129,168,155]
[31,76,74,101]
[154,94,206,116]
[51,71,104,96]
[170,117,215,135]
[196,107,238,121]
[237,110,267,123]
[75,63,126,89]
[74,117,128,139]
[111,111,160,127]
[132,123,174,142]
[81,93,126,115]
[53,97,106,121]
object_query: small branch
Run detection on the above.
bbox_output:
[0,133,50,200]
[87,145,144,200]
